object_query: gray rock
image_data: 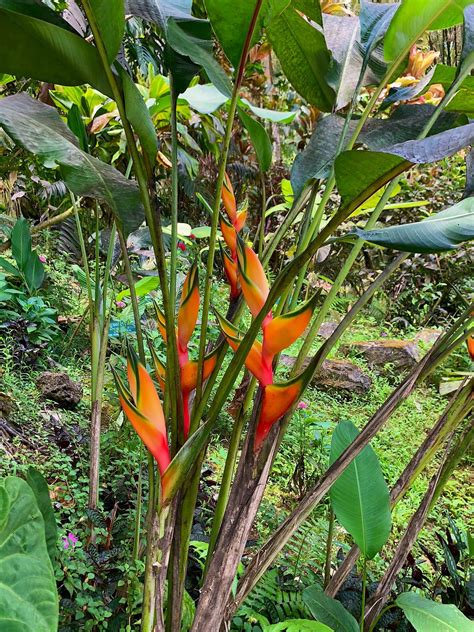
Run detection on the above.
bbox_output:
[318,321,339,339]
[280,355,372,395]
[0,391,15,419]
[414,328,442,347]
[36,371,83,408]
[341,339,421,372]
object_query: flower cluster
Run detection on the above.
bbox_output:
[217,177,318,451]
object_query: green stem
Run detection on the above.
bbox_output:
[169,73,179,354]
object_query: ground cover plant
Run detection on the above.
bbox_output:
[0,0,473,631]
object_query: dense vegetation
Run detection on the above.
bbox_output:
[0,1,473,631]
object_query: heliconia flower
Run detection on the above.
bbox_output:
[149,343,166,395]
[221,245,240,298]
[177,261,199,361]
[217,312,273,386]
[153,301,168,343]
[468,334,474,361]
[222,172,237,223]
[180,350,219,394]
[262,293,319,362]
[220,214,237,256]
[113,350,170,476]
[236,239,271,323]
[255,379,304,451]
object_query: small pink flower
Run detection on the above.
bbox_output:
[39,254,47,263]
[116,300,126,309]
[297,401,308,410]
[177,242,186,252]
[63,532,79,549]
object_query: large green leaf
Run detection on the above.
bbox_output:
[26,468,57,564]
[0,1,111,95]
[335,121,474,215]
[396,592,473,632]
[89,0,125,63]
[238,107,272,172]
[0,477,58,632]
[0,94,144,236]
[267,0,334,112]
[166,18,232,98]
[116,65,158,164]
[355,198,474,253]
[329,421,391,560]
[302,586,359,632]
[24,251,45,291]
[384,0,473,62]
[10,218,31,270]
[204,0,290,69]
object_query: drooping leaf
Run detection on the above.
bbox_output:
[267,0,335,112]
[324,14,361,110]
[166,18,233,98]
[396,592,473,632]
[88,0,125,63]
[0,94,144,236]
[355,198,474,253]
[0,1,111,95]
[26,468,58,564]
[291,104,459,198]
[329,420,391,559]
[0,477,58,632]
[238,107,272,172]
[335,121,474,215]
[126,0,194,32]
[10,217,31,270]
[116,65,158,164]
[0,256,21,277]
[302,586,359,632]
[384,0,473,62]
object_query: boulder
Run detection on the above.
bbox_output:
[280,355,372,395]
[414,328,442,347]
[36,371,83,408]
[341,339,421,372]
[317,321,339,339]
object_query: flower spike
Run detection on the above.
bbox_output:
[255,378,304,451]
[237,239,271,322]
[220,214,237,256]
[149,342,166,395]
